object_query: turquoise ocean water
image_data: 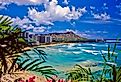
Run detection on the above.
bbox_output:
[28,43,121,78]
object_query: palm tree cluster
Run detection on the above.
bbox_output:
[0,15,57,80]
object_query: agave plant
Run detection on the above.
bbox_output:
[0,15,57,79]
[66,43,121,82]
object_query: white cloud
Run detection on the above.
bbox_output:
[89,4,110,21]
[63,0,69,5]
[12,16,31,26]
[0,15,48,33]
[0,0,87,27]
[70,21,76,26]
[0,2,7,9]
[90,6,95,10]
[26,24,35,30]
[84,30,108,34]
[93,13,110,21]
[0,0,49,6]
[33,26,46,32]
[103,3,107,6]
[28,8,54,25]
[80,20,112,24]
[116,3,121,15]
[80,33,91,38]
[66,29,78,34]
[113,19,121,22]
[28,0,86,26]
[11,16,48,33]
[0,0,87,33]
[79,18,121,26]
[102,3,108,10]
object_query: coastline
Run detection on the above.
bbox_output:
[38,42,75,47]
[21,42,104,80]
[23,42,77,50]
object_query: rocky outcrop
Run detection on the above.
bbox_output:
[49,31,86,42]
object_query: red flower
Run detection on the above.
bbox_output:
[28,76,36,82]
[19,80,24,82]
[47,79,52,82]
[58,79,65,82]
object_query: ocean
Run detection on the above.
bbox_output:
[28,43,121,78]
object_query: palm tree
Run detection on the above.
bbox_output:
[66,43,121,82]
[0,15,57,80]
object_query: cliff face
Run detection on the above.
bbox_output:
[49,31,86,42]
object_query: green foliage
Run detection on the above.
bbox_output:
[16,48,57,79]
[0,16,26,75]
[66,43,121,82]
[0,15,57,79]
[66,64,91,82]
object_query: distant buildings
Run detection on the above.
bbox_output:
[37,35,52,43]
[21,32,52,45]
[21,31,84,45]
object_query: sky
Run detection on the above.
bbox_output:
[0,0,121,39]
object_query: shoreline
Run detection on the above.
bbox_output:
[23,42,77,50]
[23,41,108,50]
[21,42,104,80]
[38,42,76,47]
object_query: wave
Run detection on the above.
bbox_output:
[92,47,96,49]
[58,49,64,52]
[67,43,77,48]
[83,43,108,47]
[61,45,67,47]
[72,51,82,54]
[81,49,100,55]
[101,50,117,54]
[81,49,117,55]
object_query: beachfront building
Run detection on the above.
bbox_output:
[20,32,52,45]
[37,35,52,43]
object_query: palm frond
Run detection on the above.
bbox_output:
[20,59,41,71]
[108,45,111,60]
[66,64,90,81]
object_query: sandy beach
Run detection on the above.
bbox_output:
[37,42,75,47]
[1,71,47,82]
[23,42,73,50]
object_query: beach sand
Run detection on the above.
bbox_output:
[37,42,74,47]
[1,71,46,82]
[22,42,72,51]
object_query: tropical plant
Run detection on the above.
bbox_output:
[66,43,121,82]
[66,64,92,82]
[0,15,57,80]
[99,43,121,82]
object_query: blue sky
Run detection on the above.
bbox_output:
[0,0,121,39]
